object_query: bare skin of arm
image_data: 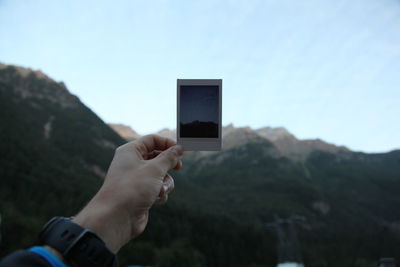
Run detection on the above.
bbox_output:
[46,135,183,260]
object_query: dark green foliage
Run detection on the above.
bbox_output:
[0,67,124,254]
[168,146,400,266]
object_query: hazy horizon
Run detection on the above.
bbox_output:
[1,0,399,153]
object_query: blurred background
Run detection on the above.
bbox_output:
[1,0,399,267]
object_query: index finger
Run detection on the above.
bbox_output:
[134,134,176,157]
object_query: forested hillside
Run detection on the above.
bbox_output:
[0,64,124,255]
[1,64,399,267]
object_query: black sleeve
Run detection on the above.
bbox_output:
[0,250,52,267]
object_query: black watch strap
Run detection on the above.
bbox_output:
[39,217,118,267]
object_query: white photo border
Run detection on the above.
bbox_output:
[177,79,222,151]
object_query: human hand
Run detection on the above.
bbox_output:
[72,135,183,253]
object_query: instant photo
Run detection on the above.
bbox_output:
[177,79,222,151]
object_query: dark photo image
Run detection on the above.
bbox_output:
[180,85,219,138]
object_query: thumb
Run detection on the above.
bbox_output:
[150,145,183,174]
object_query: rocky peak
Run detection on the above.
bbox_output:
[0,63,80,108]
[255,126,296,141]
[108,123,140,140]
[222,123,236,136]
[0,63,52,81]
[222,124,264,150]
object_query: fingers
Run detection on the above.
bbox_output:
[134,135,177,157]
[163,173,175,194]
[155,174,175,205]
[173,160,183,170]
[145,150,162,160]
[149,145,183,174]
[145,150,183,170]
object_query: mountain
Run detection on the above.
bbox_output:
[1,63,400,267]
[255,126,349,160]
[170,143,400,266]
[108,123,140,140]
[113,123,349,160]
[108,125,177,142]
[0,63,126,255]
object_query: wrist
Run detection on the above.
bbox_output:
[72,190,132,253]
[38,217,118,267]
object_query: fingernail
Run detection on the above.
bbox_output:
[170,145,183,156]
[163,184,169,192]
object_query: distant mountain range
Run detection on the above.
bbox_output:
[1,63,400,267]
[109,123,348,160]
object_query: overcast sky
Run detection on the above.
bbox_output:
[0,0,399,152]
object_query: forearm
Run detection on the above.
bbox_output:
[5,136,182,266]
[72,190,132,253]
[38,190,131,265]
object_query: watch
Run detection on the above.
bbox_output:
[38,217,118,267]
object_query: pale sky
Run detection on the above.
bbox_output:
[0,0,399,152]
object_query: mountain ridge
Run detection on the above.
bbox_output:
[0,62,80,108]
[109,123,349,160]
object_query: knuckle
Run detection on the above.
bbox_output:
[135,142,148,154]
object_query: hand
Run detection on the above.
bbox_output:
[72,135,183,253]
